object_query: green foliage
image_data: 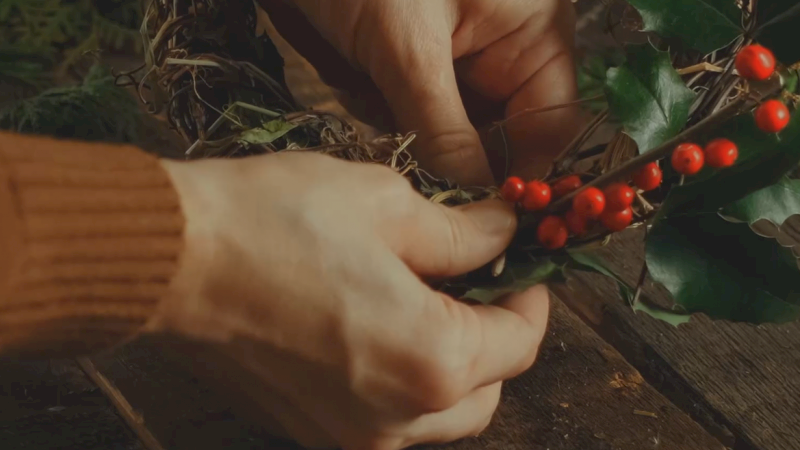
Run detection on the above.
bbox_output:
[0,45,53,98]
[721,177,800,226]
[604,45,695,153]
[0,64,142,143]
[0,0,142,76]
[0,0,84,50]
[566,250,693,327]
[239,119,299,145]
[463,259,563,305]
[462,2,800,326]
[576,50,624,113]
[632,300,693,327]
[566,250,634,302]
[646,214,800,324]
[658,106,800,220]
[626,0,742,53]
[755,1,800,64]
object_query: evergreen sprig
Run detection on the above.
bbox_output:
[0,64,142,143]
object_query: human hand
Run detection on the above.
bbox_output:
[259,0,580,186]
[153,153,550,449]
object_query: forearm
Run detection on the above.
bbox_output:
[0,131,185,358]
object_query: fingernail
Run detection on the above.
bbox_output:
[466,201,516,235]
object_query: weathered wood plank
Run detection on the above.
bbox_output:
[552,228,800,450]
[0,358,143,450]
[89,298,725,450]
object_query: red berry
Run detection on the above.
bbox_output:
[552,175,583,198]
[603,183,635,212]
[632,162,663,192]
[537,216,569,250]
[704,138,739,168]
[755,99,791,133]
[573,187,606,219]
[600,207,633,232]
[521,181,552,211]
[671,143,705,175]
[735,45,776,81]
[565,209,590,237]
[501,176,526,202]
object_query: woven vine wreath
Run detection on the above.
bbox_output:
[130,0,800,326]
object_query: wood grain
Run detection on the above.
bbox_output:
[84,299,725,450]
[552,229,800,450]
[0,358,143,450]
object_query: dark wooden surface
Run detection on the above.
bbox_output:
[78,300,725,450]
[0,358,143,450]
[552,229,800,450]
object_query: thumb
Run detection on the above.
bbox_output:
[387,198,517,277]
[365,22,494,186]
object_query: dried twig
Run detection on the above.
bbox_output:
[76,357,166,450]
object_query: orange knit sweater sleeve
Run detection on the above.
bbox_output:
[0,131,185,358]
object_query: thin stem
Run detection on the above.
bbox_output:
[631,263,649,307]
[711,79,741,114]
[165,57,221,67]
[491,95,605,130]
[544,91,767,213]
[547,109,609,178]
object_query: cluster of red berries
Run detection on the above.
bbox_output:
[669,139,738,176]
[735,44,792,134]
[501,44,792,251]
[501,174,648,250]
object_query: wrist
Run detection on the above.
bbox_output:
[145,158,225,339]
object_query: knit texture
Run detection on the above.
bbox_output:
[0,132,184,357]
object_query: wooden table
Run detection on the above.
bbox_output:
[2,7,799,450]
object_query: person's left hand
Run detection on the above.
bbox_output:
[259,0,581,187]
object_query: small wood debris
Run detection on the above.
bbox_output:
[677,62,724,75]
[633,409,659,419]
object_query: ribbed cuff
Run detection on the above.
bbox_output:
[0,132,185,357]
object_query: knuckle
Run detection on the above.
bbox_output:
[422,129,482,164]
[407,332,471,412]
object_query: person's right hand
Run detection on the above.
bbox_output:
[153,152,550,449]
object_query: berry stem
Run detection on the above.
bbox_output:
[547,109,610,178]
[631,263,650,308]
[542,84,779,214]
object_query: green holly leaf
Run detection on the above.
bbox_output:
[783,69,799,95]
[721,177,800,226]
[463,259,562,305]
[238,119,297,145]
[632,300,693,327]
[567,250,634,302]
[567,251,636,312]
[755,1,800,64]
[659,106,800,219]
[626,0,742,54]
[567,250,693,327]
[646,214,800,324]
[605,45,695,153]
